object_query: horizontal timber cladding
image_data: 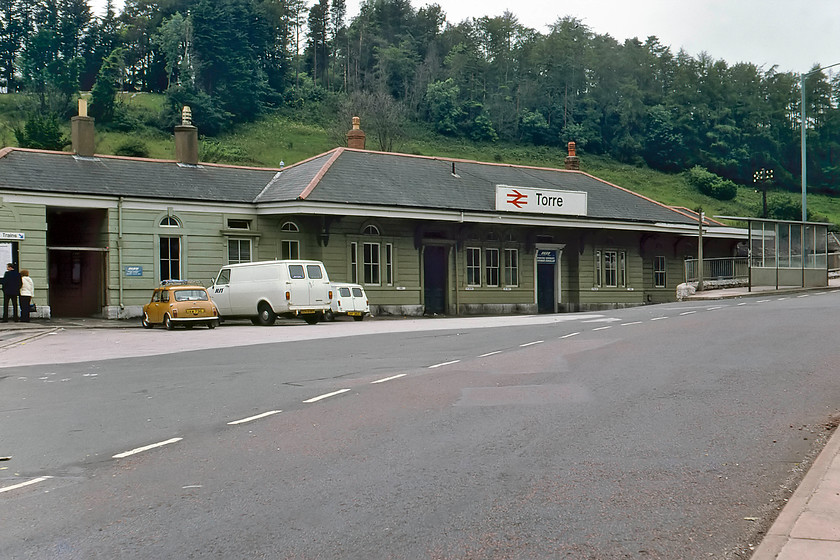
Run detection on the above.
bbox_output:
[577,232,647,308]
[1,202,48,308]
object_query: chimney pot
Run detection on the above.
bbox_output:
[564,141,580,171]
[346,117,366,149]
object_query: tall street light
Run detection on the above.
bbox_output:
[753,168,773,218]
[801,62,840,222]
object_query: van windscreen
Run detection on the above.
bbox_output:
[306,265,323,279]
[288,264,305,279]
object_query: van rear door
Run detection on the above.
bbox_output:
[305,263,330,305]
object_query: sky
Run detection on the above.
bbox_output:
[90,0,840,74]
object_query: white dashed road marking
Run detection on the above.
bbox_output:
[520,341,543,347]
[0,476,52,494]
[428,360,460,369]
[227,410,282,425]
[560,332,580,338]
[478,351,502,358]
[621,321,642,326]
[371,374,407,384]
[680,311,696,316]
[303,389,351,403]
[113,437,183,459]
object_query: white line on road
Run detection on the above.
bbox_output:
[680,311,696,316]
[757,300,771,303]
[797,294,810,298]
[113,437,183,459]
[777,297,788,301]
[738,302,748,306]
[707,306,724,310]
[0,476,52,494]
[621,321,642,326]
[560,332,580,338]
[592,326,612,331]
[519,341,544,347]
[303,389,351,403]
[227,410,282,425]
[371,374,407,384]
[651,317,668,321]
[478,351,502,357]
[428,360,460,369]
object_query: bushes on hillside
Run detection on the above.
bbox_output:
[685,165,737,201]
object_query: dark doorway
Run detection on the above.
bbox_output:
[47,208,107,317]
[423,245,447,315]
[537,262,556,313]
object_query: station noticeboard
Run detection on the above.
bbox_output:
[536,249,557,264]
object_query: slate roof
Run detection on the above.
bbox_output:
[0,148,276,203]
[0,146,699,226]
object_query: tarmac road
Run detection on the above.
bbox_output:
[2,294,840,558]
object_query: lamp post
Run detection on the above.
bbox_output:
[753,168,773,218]
[800,62,840,222]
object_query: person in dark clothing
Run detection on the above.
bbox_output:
[2,263,22,322]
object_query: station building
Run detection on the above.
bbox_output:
[0,111,745,319]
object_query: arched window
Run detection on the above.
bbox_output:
[281,221,299,232]
[160,216,181,228]
[363,224,380,235]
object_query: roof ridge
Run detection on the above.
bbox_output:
[299,147,344,200]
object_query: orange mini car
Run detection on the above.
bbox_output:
[142,281,220,330]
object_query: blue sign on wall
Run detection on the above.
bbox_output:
[125,266,143,276]
[536,250,557,264]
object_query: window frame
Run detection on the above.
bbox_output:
[363,241,381,285]
[485,248,500,287]
[504,248,519,287]
[654,255,667,288]
[466,247,481,287]
[227,238,252,264]
[159,236,181,282]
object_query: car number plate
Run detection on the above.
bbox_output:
[348,311,361,316]
[189,308,202,315]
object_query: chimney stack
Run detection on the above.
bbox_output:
[346,116,366,150]
[71,98,95,157]
[175,105,199,165]
[564,141,580,171]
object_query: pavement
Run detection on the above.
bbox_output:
[2,281,840,559]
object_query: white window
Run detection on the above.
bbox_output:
[227,219,251,230]
[160,216,181,228]
[281,221,299,232]
[160,237,181,281]
[604,251,617,287]
[281,240,299,260]
[504,248,518,286]
[485,248,499,287]
[595,250,602,287]
[364,242,380,285]
[654,256,666,287]
[385,243,393,285]
[619,251,626,287]
[228,238,251,264]
[350,242,358,283]
[466,247,481,286]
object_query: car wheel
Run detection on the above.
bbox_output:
[207,320,217,329]
[353,314,365,321]
[256,303,276,326]
[164,314,175,330]
[325,310,335,322]
[303,313,320,325]
[141,313,154,329]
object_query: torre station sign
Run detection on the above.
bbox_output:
[495,185,587,216]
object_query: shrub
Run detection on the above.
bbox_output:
[685,165,737,201]
[114,139,150,158]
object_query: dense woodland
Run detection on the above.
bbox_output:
[1,0,839,198]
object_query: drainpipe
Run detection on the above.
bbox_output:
[454,243,460,316]
[118,197,124,312]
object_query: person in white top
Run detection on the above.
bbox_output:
[19,269,34,323]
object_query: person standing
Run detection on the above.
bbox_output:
[2,263,22,322]
[19,269,33,323]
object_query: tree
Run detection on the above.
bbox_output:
[0,0,31,92]
[13,112,68,149]
[90,46,124,122]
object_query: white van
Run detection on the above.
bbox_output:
[210,260,332,325]
[326,282,370,321]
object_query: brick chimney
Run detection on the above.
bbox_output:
[564,141,580,171]
[174,105,199,165]
[346,116,366,149]
[71,98,95,157]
